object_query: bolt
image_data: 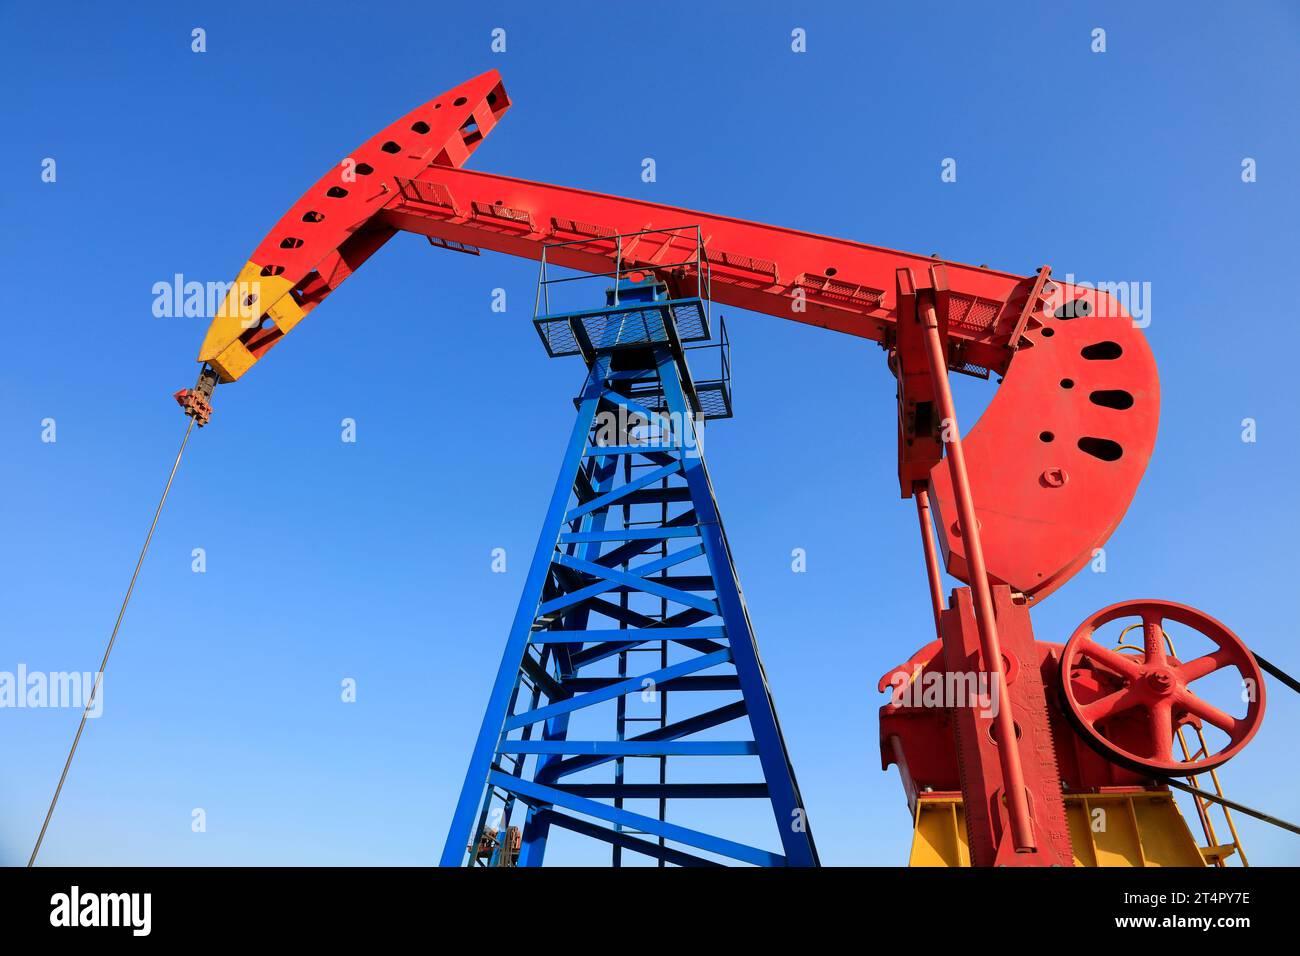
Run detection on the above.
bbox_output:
[1041,467,1068,488]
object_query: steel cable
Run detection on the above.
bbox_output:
[1163,778,1300,837]
[27,416,196,866]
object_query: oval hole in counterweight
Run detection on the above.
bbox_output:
[1078,437,1124,461]
[1081,341,1123,360]
[1089,389,1134,410]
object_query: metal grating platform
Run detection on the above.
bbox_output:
[694,381,732,419]
[617,378,733,421]
[534,298,709,359]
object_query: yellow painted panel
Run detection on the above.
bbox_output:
[268,292,306,334]
[1067,798,1098,866]
[1128,794,1206,866]
[198,261,295,366]
[210,340,256,382]
[908,792,1205,867]
[909,799,969,867]
[1079,795,1144,867]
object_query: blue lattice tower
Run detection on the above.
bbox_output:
[441,271,817,867]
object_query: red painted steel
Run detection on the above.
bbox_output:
[938,587,1072,865]
[914,488,945,639]
[252,72,508,299]
[1060,600,1266,774]
[387,167,1024,367]
[916,292,1035,852]
[928,281,1159,601]
[881,596,1267,855]
[197,70,511,379]
[879,634,1153,798]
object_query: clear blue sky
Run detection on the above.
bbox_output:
[3,1,1298,866]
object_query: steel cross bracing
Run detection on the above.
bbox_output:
[441,327,816,867]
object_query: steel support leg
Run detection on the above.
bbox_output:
[656,348,819,867]
[439,365,608,866]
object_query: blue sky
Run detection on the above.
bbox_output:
[3,1,1299,866]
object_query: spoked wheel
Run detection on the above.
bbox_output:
[1060,600,1265,775]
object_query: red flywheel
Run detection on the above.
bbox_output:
[1060,600,1265,775]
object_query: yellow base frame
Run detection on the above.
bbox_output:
[909,791,1221,867]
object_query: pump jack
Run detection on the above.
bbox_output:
[175,69,1271,866]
